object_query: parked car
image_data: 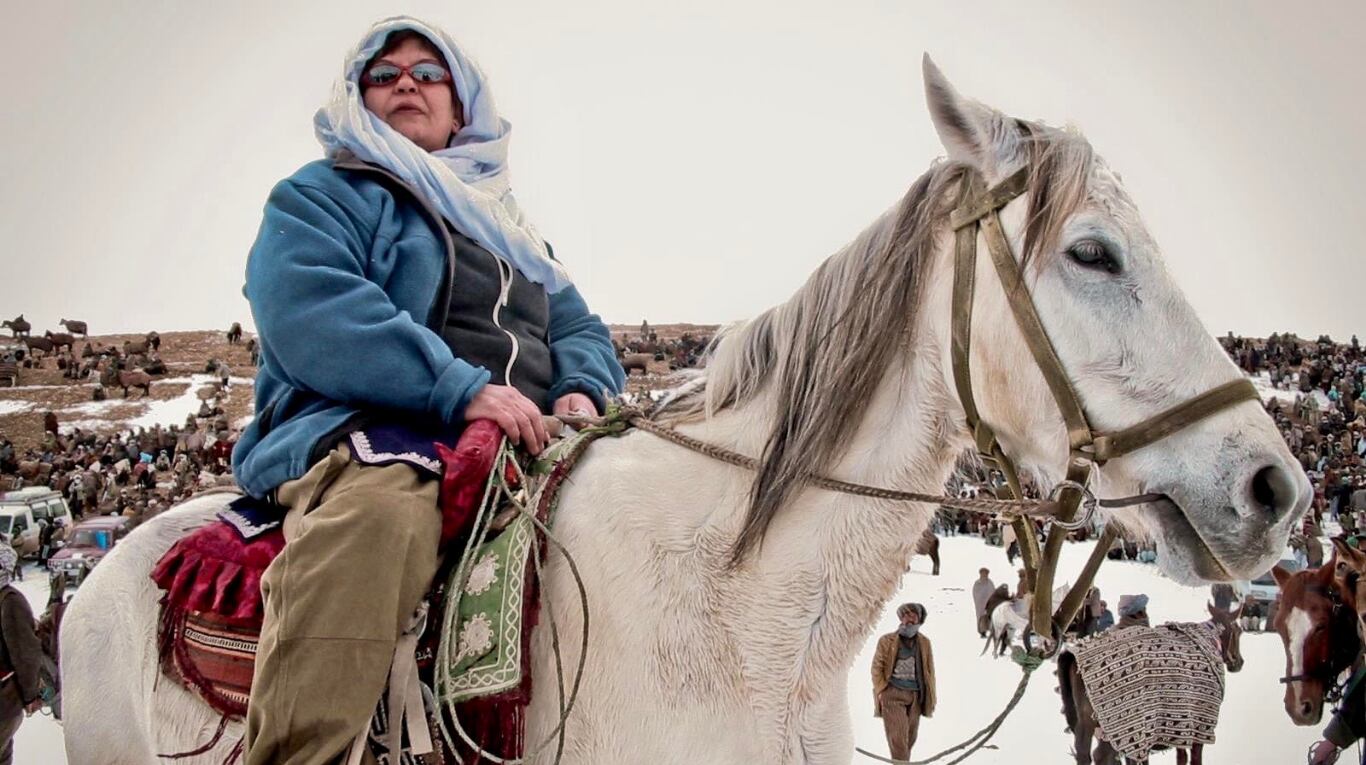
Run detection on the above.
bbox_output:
[46,516,131,587]
[0,488,73,558]
[1234,557,1303,606]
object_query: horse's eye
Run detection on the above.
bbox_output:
[1066,239,1121,275]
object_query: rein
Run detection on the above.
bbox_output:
[626,416,1163,521]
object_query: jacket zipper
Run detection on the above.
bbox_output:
[493,258,520,385]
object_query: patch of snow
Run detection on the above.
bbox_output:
[57,400,128,417]
[0,400,33,416]
[58,420,112,434]
[1253,371,1330,409]
[52,375,246,435]
[125,375,228,430]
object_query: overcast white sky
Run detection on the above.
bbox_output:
[2,1,1363,339]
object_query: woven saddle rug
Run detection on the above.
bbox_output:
[150,415,621,763]
[1068,621,1225,759]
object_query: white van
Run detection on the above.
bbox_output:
[1233,556,1303,606]
[0,488,73,558]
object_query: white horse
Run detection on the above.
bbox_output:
[982,584,1068,658]
[61,58,1308,764]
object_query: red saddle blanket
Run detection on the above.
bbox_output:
[150,420,505,723]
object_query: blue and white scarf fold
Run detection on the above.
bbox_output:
[314,16,572,293]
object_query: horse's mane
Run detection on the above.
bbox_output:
[657,122,1095,563]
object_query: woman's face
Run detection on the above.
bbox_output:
[361,37,463,153]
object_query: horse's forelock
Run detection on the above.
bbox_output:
[656,126,1100,565]
[1018,123,1095,268]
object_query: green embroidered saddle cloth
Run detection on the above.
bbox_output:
[433,414,623,759]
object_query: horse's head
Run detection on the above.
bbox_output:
[1207,600,1244,673]
[1329,538,1366,638]
[1272,561,1358,725]
[922,57,1307,585]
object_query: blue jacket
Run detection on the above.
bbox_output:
[231,156,624,498]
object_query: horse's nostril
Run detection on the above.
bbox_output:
[1301,701,1314,717]
[1249,464,1296,520]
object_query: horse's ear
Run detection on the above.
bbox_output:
[922,54,1019,178]
[1271,565,1293,588]
[1340,539,1366,568]
[1331,538,1350,558]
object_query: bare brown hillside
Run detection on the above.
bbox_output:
[0,331,257,453]
[0,323,721,453]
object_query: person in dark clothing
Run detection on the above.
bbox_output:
[0,544,43,765]
[1094,601,1115,632]
[35,522,55,568]
[1310,667,1366,764]
[1211,582,1236,612]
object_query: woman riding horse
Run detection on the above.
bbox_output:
[232,17,623,764]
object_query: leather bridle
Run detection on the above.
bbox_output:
[949,166,1261,638]
[1278,584,1360,704]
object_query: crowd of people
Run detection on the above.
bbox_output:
[1224,331,1366,539]
[0,398,240,532]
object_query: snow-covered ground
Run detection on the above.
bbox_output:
[851,536,1330,764]
[10,563,69,764]
[52,374,255,437]
[1252,370,1331,410]
[8,535,1336,763]
[0,401,33,416]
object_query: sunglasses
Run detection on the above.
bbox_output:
[361,61,451,88]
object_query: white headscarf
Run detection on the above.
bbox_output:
[314,16,573,293]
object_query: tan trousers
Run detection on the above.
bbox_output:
[245,445,441,765]
[879,686,923,761]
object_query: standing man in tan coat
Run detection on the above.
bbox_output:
[872,602,938,761]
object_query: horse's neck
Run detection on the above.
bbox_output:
[699,260,965,691]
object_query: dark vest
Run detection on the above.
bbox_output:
[441,227,553,410]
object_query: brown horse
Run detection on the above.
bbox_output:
[100,360,152,398]
[622,352,652,375]
[23,336,55,357]
[2,314,30,337]
[226,322,242,344]
[1272,558,1361,725]
[44,331,75,351]
[1058,606,1243,765]
[16,460,53,484]
[122,339,149,356]
[1329,538,1366,639]
[913,528,939,576]
[58,319,88,337]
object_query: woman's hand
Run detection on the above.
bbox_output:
[465,384,548,455]
[552,392,598,418]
